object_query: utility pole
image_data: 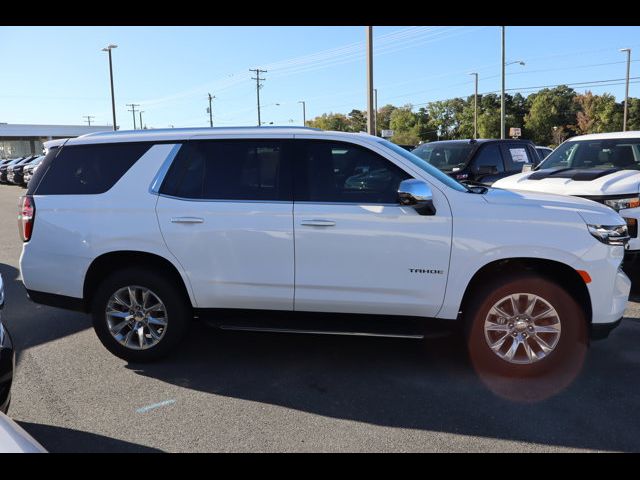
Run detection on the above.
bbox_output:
[500,26,506,139]
[208,93,215,127]
[127,103,140,130]
[102,44,118,131]
[374,88,378,136]
[366,26,375,135]
[139,111,145,130]
[83,115,95,126]
[469,73,478,139]
[621,48,632,131]
[250,69,267,126]
[298,100,306,126]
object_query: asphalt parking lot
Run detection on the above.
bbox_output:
[1,184,640,452]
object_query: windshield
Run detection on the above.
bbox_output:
[377,139,469,193]
[411,142,474,172]
[540,138,640,171]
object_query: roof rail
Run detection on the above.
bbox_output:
[80,125,321,138]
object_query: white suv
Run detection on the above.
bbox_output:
[19,127,631,376]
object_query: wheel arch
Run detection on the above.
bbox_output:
[83,250,194,313]
[459,257,592,325]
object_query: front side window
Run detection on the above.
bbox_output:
[473,144,505,173]
[540,139,640,171]
[411,142,474,172]
[160,140,291,201]
[295,140,411,204]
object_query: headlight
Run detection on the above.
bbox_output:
[587,224,630,246]
[604,197,640,211]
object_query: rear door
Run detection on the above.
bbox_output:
[155,137,295,311]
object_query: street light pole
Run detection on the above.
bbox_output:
[501,26,505,139]
[366,26,375,135]
[621,48,632,132]
[139,111,144,130]
[298,100,306,126]
[469,73,478,139]
[102,44,118,131]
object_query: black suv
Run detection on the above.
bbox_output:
[411,139,539,186]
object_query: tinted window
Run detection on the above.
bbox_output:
[411,142,474,172]
[296,140,411,203]
[33,142,152,195]
[473,144,504,173]
[160,140,291,201]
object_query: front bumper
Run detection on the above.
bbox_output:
[0,318,14,414]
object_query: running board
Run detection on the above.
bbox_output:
[218,325,424,339]
[196,308,457,340]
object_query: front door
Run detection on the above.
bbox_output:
[292,139,452,318]
[156,139,295,310]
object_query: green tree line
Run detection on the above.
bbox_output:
[305,86,640,147]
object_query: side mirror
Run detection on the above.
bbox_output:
[476,165,497,175]
[398,179,436,216]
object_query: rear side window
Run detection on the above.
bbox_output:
[32,142,152,195]
[160,140,291,201]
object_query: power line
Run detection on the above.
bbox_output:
[250,69,267,127]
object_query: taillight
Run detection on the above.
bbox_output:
[18,195,35,242]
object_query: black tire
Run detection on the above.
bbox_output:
[92,268,191,362]
[465,273,587,378]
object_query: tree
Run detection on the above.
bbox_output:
[524,85,577,145]
[306,113,350,131]
[574,91,621,134]
[389,105,420,145]
[477,94,501,139]
[626,97,640,131]
[376,104,397,135]
[347,109,367,133]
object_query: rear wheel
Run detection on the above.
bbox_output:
[466,274,587,377]
[92,268,191,362]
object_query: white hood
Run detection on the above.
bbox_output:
[482,187,625,226]
[493,169,640,197]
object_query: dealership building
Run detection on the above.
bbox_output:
[0,123,112,159]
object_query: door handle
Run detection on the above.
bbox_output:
[170,217,204,224]
[300,219,336,227]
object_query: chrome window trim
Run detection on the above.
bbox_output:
[156,193,292,204]
[148,143,183,194]
[155,193,400,207]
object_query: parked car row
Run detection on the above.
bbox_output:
[0,154,46,188]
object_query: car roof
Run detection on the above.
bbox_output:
[63,126,375,146]
[566,131,640,142]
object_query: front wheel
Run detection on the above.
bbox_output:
[92,268,191,362]
[466,274,587,377]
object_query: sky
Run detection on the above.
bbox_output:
[1,26,639,130]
